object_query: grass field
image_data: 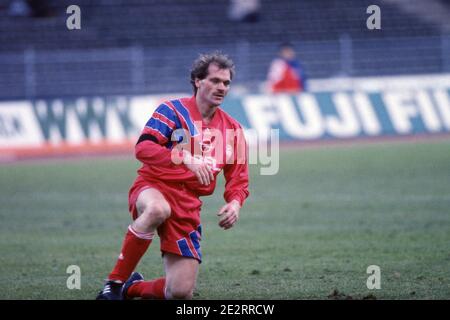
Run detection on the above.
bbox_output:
[1,139,449,299]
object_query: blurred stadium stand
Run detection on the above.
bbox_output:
[0,0,449,99]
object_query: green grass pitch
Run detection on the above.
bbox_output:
[1,139,449,299]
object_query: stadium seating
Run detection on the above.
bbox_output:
[0,0,447,99]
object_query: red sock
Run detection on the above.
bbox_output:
[108,225,154,283]
[127,278,166,299]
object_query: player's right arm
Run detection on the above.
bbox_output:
[135,104,213,185]
[135,103,183,168]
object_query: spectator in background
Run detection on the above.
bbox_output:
[267,43,307,93]
[8,0,31,16]
[8,0,52,17]
[228,0,261,23]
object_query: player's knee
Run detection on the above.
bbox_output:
[166,285,194,300]
[139,201,170,226]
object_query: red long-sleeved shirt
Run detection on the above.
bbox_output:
[135,96,249,206]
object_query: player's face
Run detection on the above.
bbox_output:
[280,47,295,60]
[196,64,231,107]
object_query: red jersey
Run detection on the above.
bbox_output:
[135,96,249,206]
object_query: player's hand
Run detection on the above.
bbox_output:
[183,150,214,185]
[217,200,241,230]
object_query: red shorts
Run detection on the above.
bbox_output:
[128,175,203,262]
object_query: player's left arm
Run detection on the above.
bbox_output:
[217,199,241,230]
[218,128,249,230]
